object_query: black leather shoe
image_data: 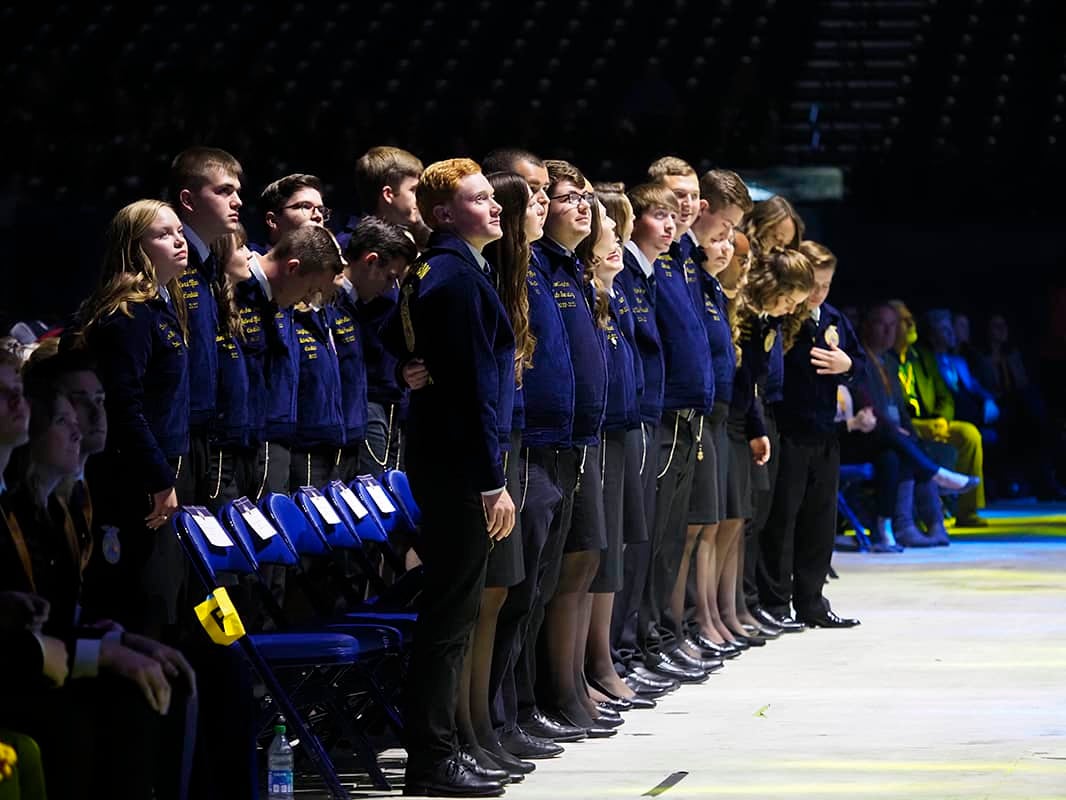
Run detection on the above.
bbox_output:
[458,747,510,783]
[625,674,671,698]
[520,710,586,742]
[404,756,505,797]
[732,633,766,648]
[796,608,861,628]
[668,646,723,672]
[630,666,679,690]
[552,708,618,738]
[682,636,727,660]
[593,712,624,729]
[595,702,622,721]
[596,693,633,712]
[498,727,562,760]
[646,654,708,683]
[693,633,742,658]
[479,746,532,781]
[743,623,782,639]
[587,676,657,710]
[752,605,805,632]
[724,637,749,651]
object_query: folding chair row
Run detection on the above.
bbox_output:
[174,480,415,796]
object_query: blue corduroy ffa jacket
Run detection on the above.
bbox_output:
[387,231,516,493]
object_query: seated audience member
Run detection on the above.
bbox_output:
[0,363,195,800]
[977,313,1065,499]
[843,304,978,547]
[924,309,999,428]
[886,301,987,527]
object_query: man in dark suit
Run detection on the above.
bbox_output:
[392,158,516,798]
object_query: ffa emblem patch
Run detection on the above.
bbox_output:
[102,525,121,564]
[764,328,777,353]
[825,325,840,348]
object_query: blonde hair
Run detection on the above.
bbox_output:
[647,156,697,180]
[74,199,188,341]
[798,239,837,270]
[733,247,814,363]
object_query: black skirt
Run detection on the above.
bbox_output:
[563,443,608,553]
[725,414,754,520]
[484,429,526,588]
[687,402,729,525]
[591,431,626,593]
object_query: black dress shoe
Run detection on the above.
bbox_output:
[646,654,708,683]
[742,622,782,639]
[593,712,624,729]
[752,606,805,632]
[828,565,840,579]
[595,702,623,721]
[630,666,679,690]
[796,608,860,628]
[552,708,618,738]
[498,727,562,760]
[682,636,728,660]
[732,633,766,648]
[587,676,657,710]
[668,646,723,672]
[478,746,532,781]
[625,674,671,698]
[404,756,505,797]
[520,710,587,742]
[597,694,633,712]
[724,637,749,651]
[458,747,511,783]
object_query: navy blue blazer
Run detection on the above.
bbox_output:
[177,248,219,430]
[655,241,714,413]
[87,295,190,493]
[521,255,575,448]
[534,239,607,446]
[617,249,664,424]
[698,271,736,406]
[292,306,345,449]
[389,231,516,492]
[776,302,866,441]
[730,314,782,440]
[331,291,369,444]
[603,290,641,432]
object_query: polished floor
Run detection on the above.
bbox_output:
[304,503,1066,799]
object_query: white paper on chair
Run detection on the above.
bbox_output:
[310,494,342,525]
[242,505,277,540]
[196,510,234,548]
[366,484,397,514]
[338,485,369,519]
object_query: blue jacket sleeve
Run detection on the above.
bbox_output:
[93,310,176,494]
[421,277,506,492]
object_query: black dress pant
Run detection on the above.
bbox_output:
[357,401,404,477]
[612,421,656,669]
[760,434,840,616]
[748,408,780,608]
[288,445,340,490]
[639,410,700,656]
[491,447,565,733]
[515,447,579,724]
[403,465,493,768]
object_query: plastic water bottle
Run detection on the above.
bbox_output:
[267,721,295,799]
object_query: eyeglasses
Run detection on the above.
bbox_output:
[282,201,331,221]
[549,191,595,207]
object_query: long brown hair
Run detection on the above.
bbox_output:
[733,247,814,364]
[483,172,536,384]
[574,196,611,330]
[210,223,248,340]
[741,195,805,255]
[73,199,188,341]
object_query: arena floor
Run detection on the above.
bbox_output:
[303,503,1066,799]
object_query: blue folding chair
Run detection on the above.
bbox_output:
[175,505,381,797]
[225,496,408,748]
[382,469,421,534]
[334,478,410,576]
[273,489,419,638]
[838,463,874,552]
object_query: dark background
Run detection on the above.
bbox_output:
[4,0,1066,357]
